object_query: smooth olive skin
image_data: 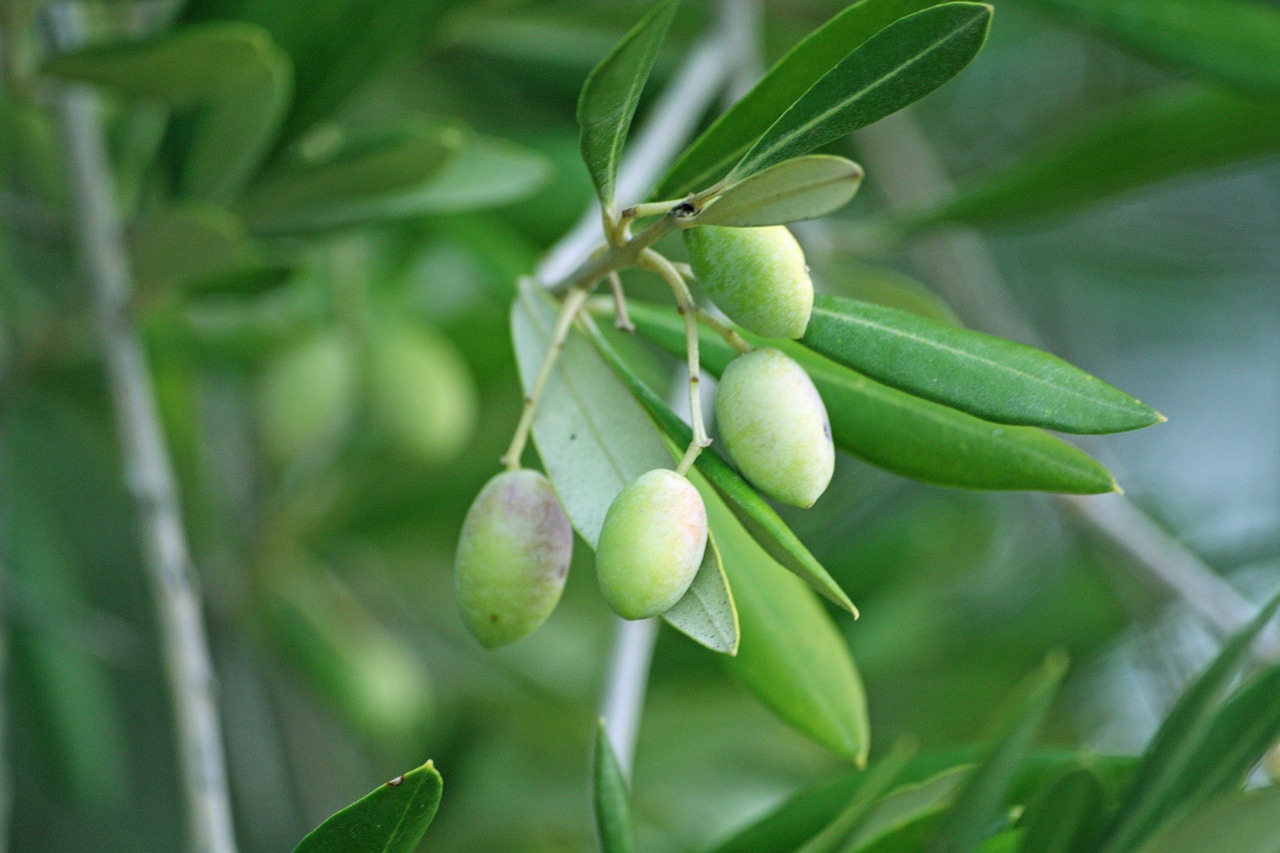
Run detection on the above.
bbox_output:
[455,470,573,648]
[684,224,813,339]
[596,470,708,620]
[716,348,835,508]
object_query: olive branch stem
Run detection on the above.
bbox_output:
[697,308,753,355]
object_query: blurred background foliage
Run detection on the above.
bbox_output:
[1,0,1278,851]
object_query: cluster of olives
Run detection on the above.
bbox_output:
[455,224,834,648]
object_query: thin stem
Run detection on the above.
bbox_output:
[547,211,679,296]
[43,5,237,852]
[622,199,686,220]
[500,286,592,470]
[608,273,635,333]
[696,308,751,355]
[639,250,712,472]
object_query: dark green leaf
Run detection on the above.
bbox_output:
[687,155,863,227]
[662,527,739,655]
[704,485,869,764]
[579,315,855,612]
[1015,768,1105,853]
[130,204,245,293]
[1025,0,1280,98]
[1099,592,1280,853]
[656,0,951,198]
[627,302,1119,494]
[593,720,637,853]
[184,265,295,301]
[1132,788,1280,853]
[925,654,1068,853]
[730,3,992,181]
[42,22,278,105]
[292,760,442,853]
[903,86,1280,229]
[803,294,1163,434]
[577,0,679,210]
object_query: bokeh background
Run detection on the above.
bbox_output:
[2,0,1278,851]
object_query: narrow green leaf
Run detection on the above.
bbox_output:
[184,265,295,301]
[293,760,442,853]
[704,485,869,764]
[240,122,458,233]
[1015,768,1105,853]
[904,86,1280,229]
[1132,788,1280,853]
[627,302,1119,494]
[579,315,855,612]
[925,654,1068,853]
[830,262,960,325]
[797,742,916,853]
[656,0,951,198]
[803,294,1163,434]
[1025,0,1280,99]
[730,3,992,181]
[593,720,638,853]
[183,44,293,204]
[511,281,671,547]
[577,0,679,210]
[387,133,551,215]
[130,204,245,293]
[1099,592,1280,853]
[849,766,971,851]
[687,155,863,227]
[42,22,277,105]
[662,527,739,655]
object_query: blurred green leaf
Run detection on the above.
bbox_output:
[1099,592,1280,852]
[580,315,854,612]
[1025,0,1280,98]
[662,527,739,655]
[902,86,1280,229]
[730,3,992,181]
[656,0,951,198]
[292,759,442,852]
[797,743,915,853]
[593,720,638,853]
[627,302,1119,494]
[925,654,1067,853]
[42,22,278,106]
[850,766,970,851]
[577,0,678,210]
[704,485,869,764]
[802,294,1163,434]
[240,122,458,232]
[1015,768,1105,853]
[183,264,295,301]
[1132,787,1280,853]
[130,204,245,293]
[687,155,863,227]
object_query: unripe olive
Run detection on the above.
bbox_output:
[684,224,814,339]
[370,322,478,465]
[256,330,356,461]
[596,469,707,620]
[455,469,573,648]
[716,348,834,508]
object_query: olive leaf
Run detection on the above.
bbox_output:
[1015,768,1106,853]
[687,155,864,228]
[593,720,638,853]
[1131,788,1280,853]
[293,760,442,853]
[662,527,739,655]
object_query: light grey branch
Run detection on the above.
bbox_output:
[855,109,1260,639]
[43,5,237,852]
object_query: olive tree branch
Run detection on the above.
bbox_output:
[42,5,237,851]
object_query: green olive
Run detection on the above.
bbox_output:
[455,469,573,648]
[684,224,813,339]
[716,347,834,507]
[596,469,707,620]
[256,330,356,461]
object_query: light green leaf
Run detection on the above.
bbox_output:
[1015,768,1105,853]
[1099,592,1280,853]
[42,22,277,105]
[511,281,671,547]
[730,3,992,181]
[627,302,1119,494]
[1132,788,1280,853]
[183,44,293,204]
[373,133,551,215]
[903,86,1280,229]
[577,0,679,210]
[662,527,739,655]
[593,720,637,853]
[803,294,1164,434]
[849,766,971,851]
[687,155,863,227]
[579,315,855,612]
[705,486,869,764]
[797,743,916,853]
[239,122,458,233]
[292,760,442,853]
[656,0,952,198]
[925,654,1067,853]
[1025,0,1280,98]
